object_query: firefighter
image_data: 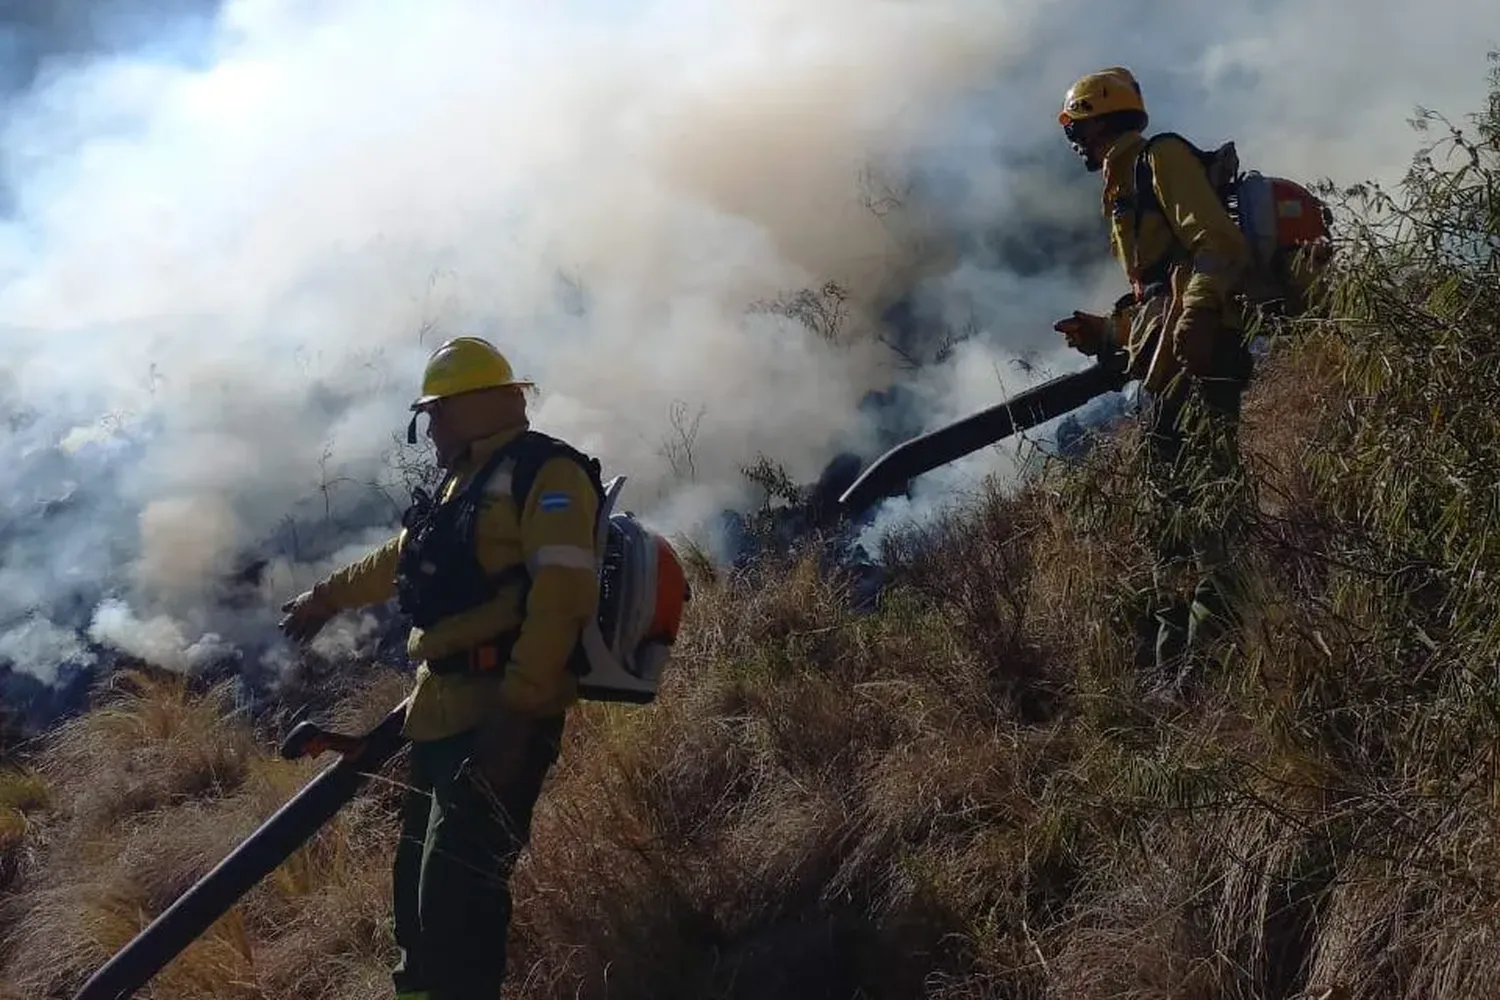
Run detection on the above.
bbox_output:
[279,336,601,1000]
[1051,66,1255,696]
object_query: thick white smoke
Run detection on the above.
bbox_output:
[0,0,1494,688]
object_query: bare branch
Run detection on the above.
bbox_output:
[658,400,705,482]
[747,281,852,346]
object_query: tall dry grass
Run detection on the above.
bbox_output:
[0,666,411,1000]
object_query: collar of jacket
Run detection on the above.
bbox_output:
[448,419,531,481]
[1099,129,1148,212]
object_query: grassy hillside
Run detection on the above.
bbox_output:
[2,63,1497,1000]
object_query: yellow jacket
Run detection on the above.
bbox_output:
[1102,130,1251,311]
[1096,130,1253,387]
[309,421,601,740]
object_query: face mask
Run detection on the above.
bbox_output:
[1063,120,1104,173]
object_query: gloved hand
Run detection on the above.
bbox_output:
[279,590,339,643]
[1171,304,1219,377]
[1053,311,1111,356]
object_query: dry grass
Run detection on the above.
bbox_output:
[2,59,1498,1000]
[0,761,50,913]
[0,667,409,1000]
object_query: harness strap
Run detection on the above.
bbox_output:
[1126,132,1201,296]
[427,628,522,676]
[415,429,608,679]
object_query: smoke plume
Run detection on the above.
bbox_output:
[0,0,1494,694]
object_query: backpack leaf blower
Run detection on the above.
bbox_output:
[838,347,1130,518]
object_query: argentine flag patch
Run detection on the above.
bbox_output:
[539,491,572,512]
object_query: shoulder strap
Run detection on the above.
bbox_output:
[507,430,606,516]
[461,440,522,504]
[1131,131,1197,228]
[445,438,528,549]
[1131,130,1227,278]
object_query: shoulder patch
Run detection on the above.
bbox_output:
[538,491,573,512]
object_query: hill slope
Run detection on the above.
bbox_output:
[2,62,1498,1000]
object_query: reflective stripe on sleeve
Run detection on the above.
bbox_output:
[528,545,596,571]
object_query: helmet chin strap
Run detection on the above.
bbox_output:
[407,413,420,445]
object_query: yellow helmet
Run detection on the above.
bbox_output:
[410,336,534,411]
[1057,67,1147,126]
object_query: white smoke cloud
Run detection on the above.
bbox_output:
[0,614,96,685]
[0,0,1494,685]
[87,597,237,674]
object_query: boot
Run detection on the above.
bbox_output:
[1144,602,1191,705]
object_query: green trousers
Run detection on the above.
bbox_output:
[391,715,565,1000]
[1135,331,1254,686]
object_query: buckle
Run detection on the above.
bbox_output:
[427,635,515,676]
[469,643,504,673]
